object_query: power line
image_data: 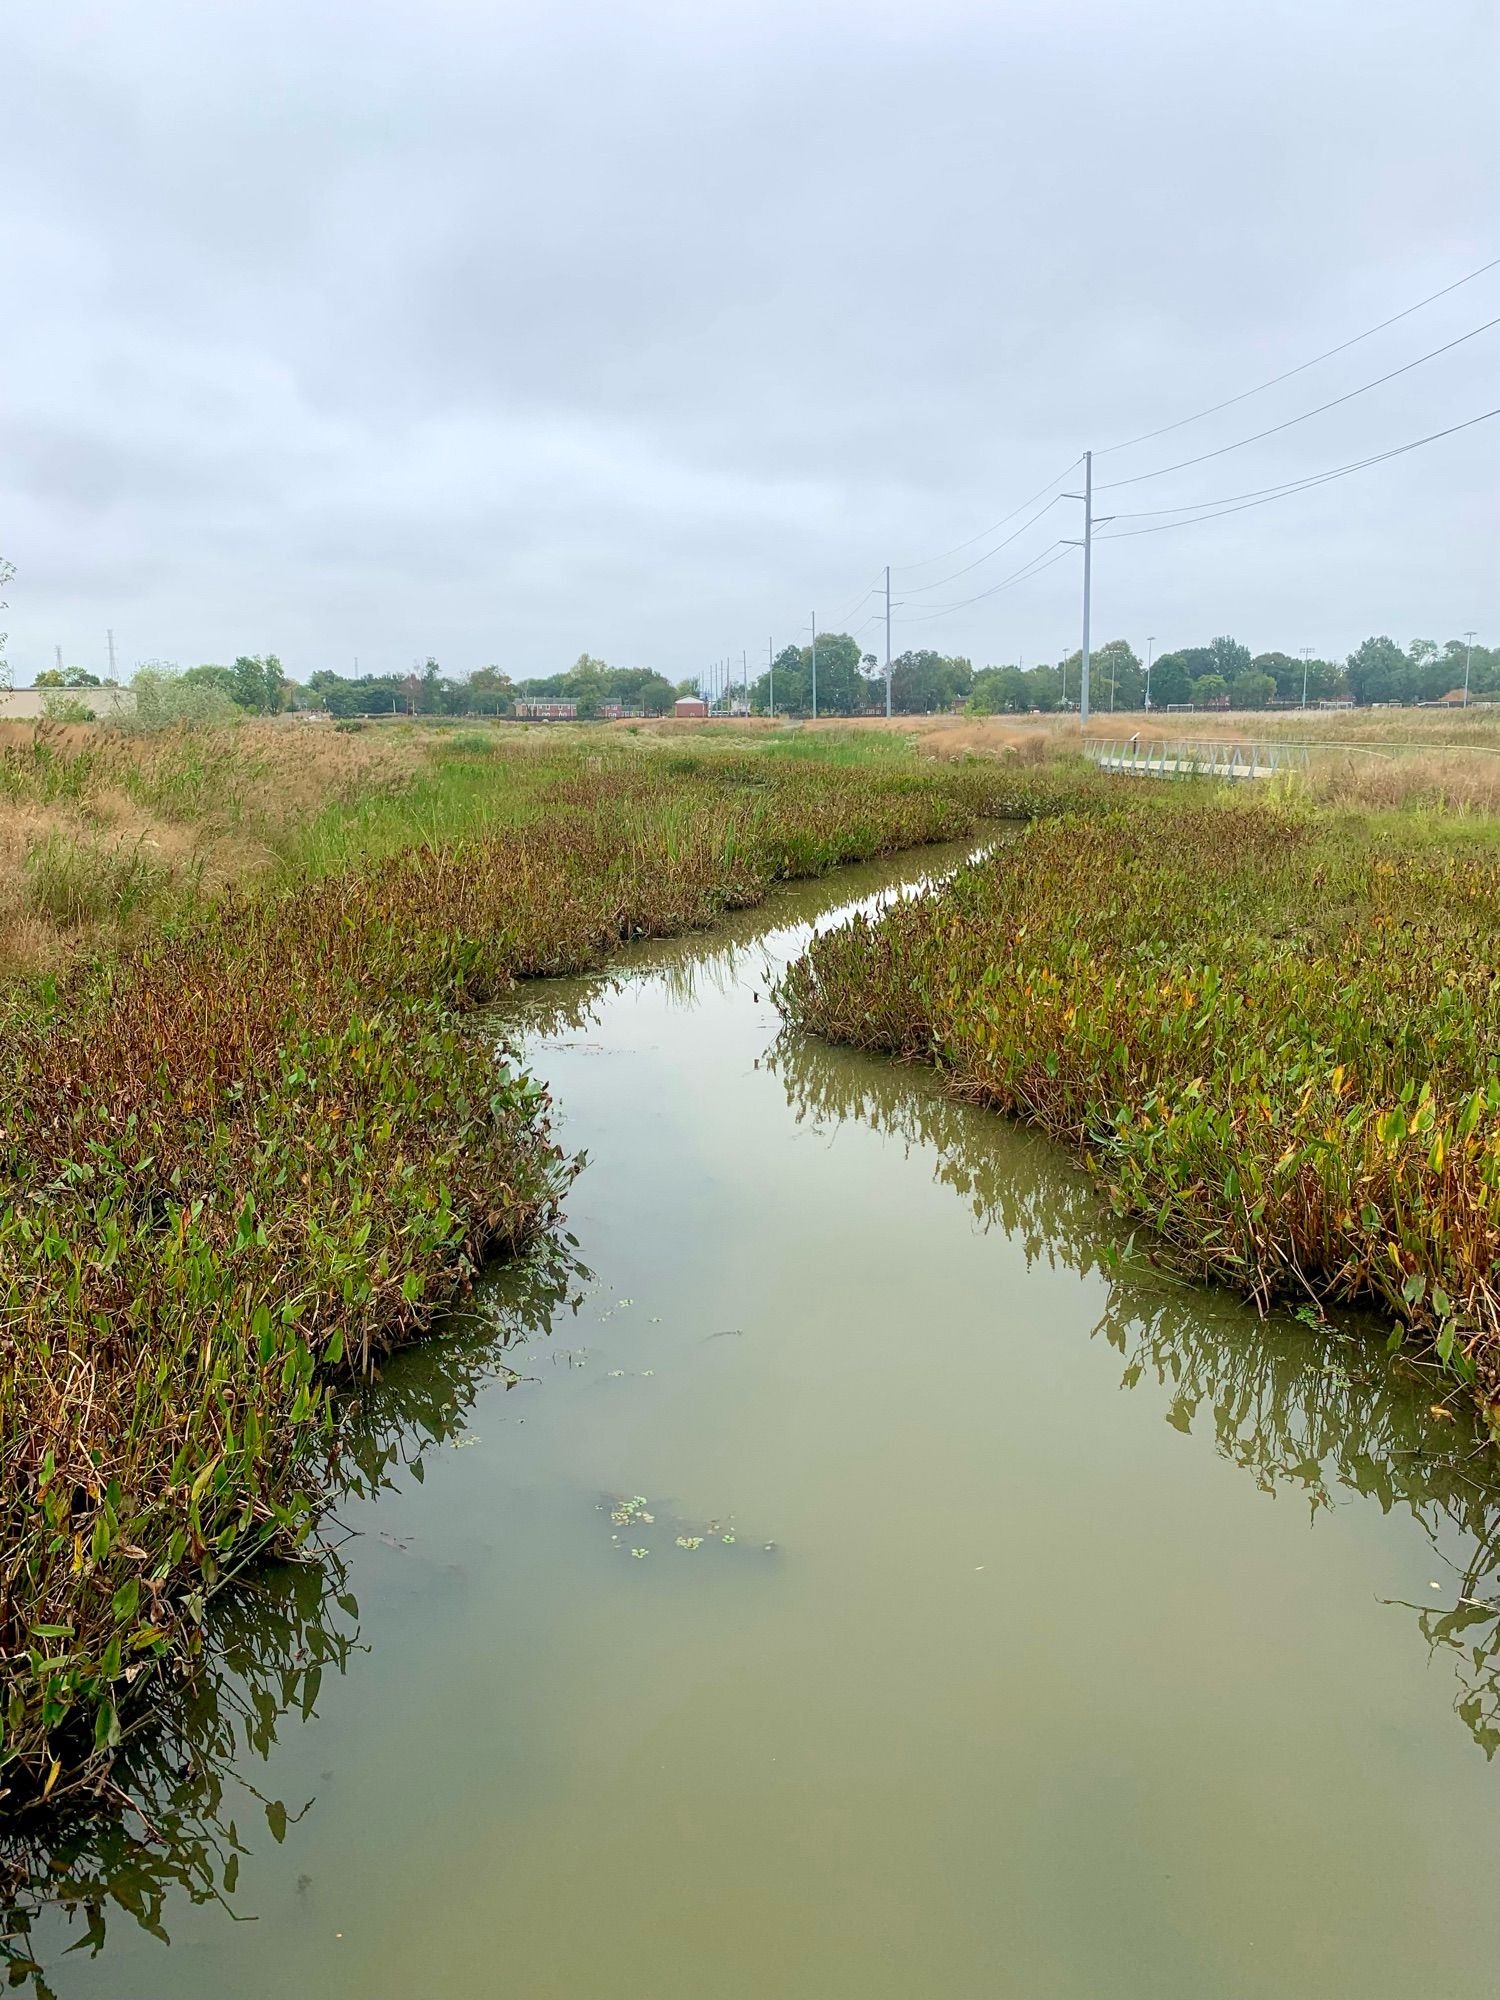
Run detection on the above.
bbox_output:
[825,569,886,629]
[1098,254,1500,456]
[892,455,1081,572]
[1095,315,1500,491]
[1093,407,1500,541]
[894,540,1077,622]
[896,494,1066,596]
[1103,405,1500,519]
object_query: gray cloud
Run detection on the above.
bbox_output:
[2,0,1495,684]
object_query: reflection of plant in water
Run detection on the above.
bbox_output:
[1416,1593,1500,1759]
[495,973,619,1042]
[0,1555,354,1994]
[774,1030,1111,1276]
[0,1240,590,1986]
[771,1028,1500,1756]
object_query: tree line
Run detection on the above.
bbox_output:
[34,633,1494,724]
[748,632,1499,714]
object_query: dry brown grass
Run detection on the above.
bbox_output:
[802,715,1063,760]
[1297,750,1500,815]
[0,720,422,977]
[798,710,1500,808]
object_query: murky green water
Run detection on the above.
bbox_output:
[11,845,1500,1998]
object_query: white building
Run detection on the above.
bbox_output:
[0,686,136,722]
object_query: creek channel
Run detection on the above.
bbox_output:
[13,840,1500,1999]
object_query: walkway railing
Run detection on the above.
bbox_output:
[1082,737,1310,781]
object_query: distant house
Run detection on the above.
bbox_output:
[674,697,708,718]
[599,702,644,720]
[513,699,577,721]
[1437,688,1470,707]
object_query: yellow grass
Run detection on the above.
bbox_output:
[803,710,1500,809]
[0,719,419,976]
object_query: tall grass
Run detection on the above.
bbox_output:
[779,782,1500,1427]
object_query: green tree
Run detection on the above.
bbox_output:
[1228,670,1276,710]
[1345,635,1413,706]
[1189,672,1229,706]
[1250,651,1301,703]
[37,665,101,688]
[605,667,677,715]
[1094,640,1143,710]
[889,649,972,714]
[1436,636,1498,700]
[183,664,239,702]
[562,654,610,717]
[751,635,867,714]
[1146,653,1193,708]
[1208,636,1251,681]
[466,666,515,714]
[305,669,406,716]
[969,665,1031,714]
[230,654,289,714]
[809,632,868,714]
[751,646,806,713]
[129,662,241,727]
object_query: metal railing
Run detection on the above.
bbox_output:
[1082,737,1310,780]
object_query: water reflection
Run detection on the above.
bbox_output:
[769,1028,1500,1758]
[0,1243,590,1989]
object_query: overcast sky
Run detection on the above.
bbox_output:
[2,0,1495,687]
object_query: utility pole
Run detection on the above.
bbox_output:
[884,565,893,718]
[1145,636,1155,711]
[742,649,748,715]
[1464,630,1477,707]
[811,613,818,721]
[1081,450,1092,728]
[1300,646,1313,709]
[768,636,775,718]
[106,628,117,683]
[55,643,64,677]
[1062,451,1098,728]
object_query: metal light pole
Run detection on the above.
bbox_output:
[811,613,818,720]
[1145,636,1155,711]
[768,636,774,718]
[1300,646,1313,709]
[1464,629,1477,706]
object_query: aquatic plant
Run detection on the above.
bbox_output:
[779,789,1500,1427]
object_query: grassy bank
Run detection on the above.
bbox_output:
[778,781,1500,1428]
[0,731,1021,1808]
